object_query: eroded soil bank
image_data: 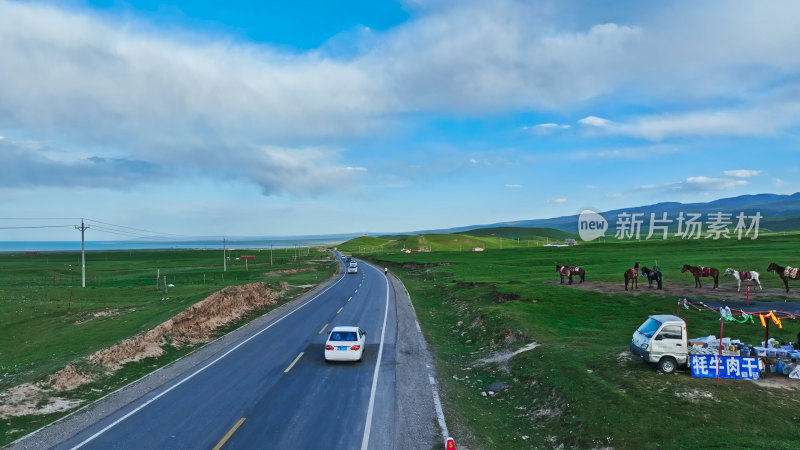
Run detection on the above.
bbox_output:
[0,282,290,419]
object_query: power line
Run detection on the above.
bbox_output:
[1,217,224,241]
[84,218,188,238]
[88,226,151,238]
[0,225,75,229]
[0,217,82,220]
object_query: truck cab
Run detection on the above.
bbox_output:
[630,314,687,374]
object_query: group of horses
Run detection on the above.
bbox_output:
[556,262,800,292]
[624,262,663,291]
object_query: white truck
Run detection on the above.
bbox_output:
[629,314,688,374]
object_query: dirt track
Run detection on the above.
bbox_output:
[549,279,800,302]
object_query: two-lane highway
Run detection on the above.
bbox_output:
[54,255,399,449]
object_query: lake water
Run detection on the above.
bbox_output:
[0,238,346,252]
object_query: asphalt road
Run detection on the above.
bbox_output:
[13,254,441,450]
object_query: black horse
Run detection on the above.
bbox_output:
[641,266,663,289]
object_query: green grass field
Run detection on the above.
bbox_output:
[338,229,576,254]
[356,233,800,448]
[0,247,336,444]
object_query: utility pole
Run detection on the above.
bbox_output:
[223,237,227,272]
[75,219,89,287]
[270,243,273,265]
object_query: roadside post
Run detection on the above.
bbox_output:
[718,309,725,386]
[746,278,750,305]
[445,437,457,450]
[241,255,255,271]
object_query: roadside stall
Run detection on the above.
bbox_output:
[630,298,800,381]
[681,298,800,380]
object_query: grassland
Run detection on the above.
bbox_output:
[338,228,577,254]
[356,233,800,449]
[0,247,336,444]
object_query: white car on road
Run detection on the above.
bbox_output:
[347,262,358,274]
[325,326,367,362]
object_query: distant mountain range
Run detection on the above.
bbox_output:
[417,192,800,235]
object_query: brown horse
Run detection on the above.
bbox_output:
[681,264,719,289]
[556,264,585,285]
[767,263,800,292]
[624,262,640,291]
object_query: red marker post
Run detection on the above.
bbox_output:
[446,437,457,450]
[240,255,255,270]
[746,278,750,306]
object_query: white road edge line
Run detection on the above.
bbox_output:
[69,273,346,450]
[360,266,390,450]
[429,375,449,438]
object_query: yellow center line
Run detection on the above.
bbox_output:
[318,322,329,334]
[336,306,343,314]
[213,417,246,450]
[284,352,304,373]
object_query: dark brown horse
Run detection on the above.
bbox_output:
[556,264,585,285]
[681,264,719,288]
[624,262,640,291]
[767,263,800,292]
[641,266,663,289]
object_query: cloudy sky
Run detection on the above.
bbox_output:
[1,0,799,240]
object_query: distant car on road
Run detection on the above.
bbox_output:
[348,261,358,274]
[325,326,367,362]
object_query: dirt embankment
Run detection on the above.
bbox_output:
[0,282,290,419]
[88,282,288,370]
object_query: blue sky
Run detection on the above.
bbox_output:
[1,0,799,240]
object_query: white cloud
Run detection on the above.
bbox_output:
[579,116,612,127]
[548,197,567,203]
[504,184,522,188]
[723,169,762,178]
[525,123,571,134]
[570,145,682,160]
[3,0,800,196]
[684,176,748,190]
[636,175,748,193]
[469,159,477,164]
[576,99,800,141]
